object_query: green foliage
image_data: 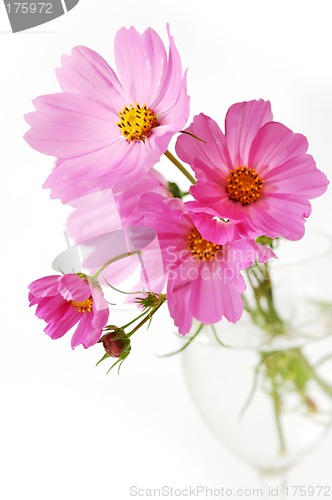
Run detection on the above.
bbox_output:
[168,181,186,199]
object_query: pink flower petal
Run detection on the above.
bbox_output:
[247,195,311,240]
[56,46,126,112]
[42,141,137,203]
[176,113,232,174]
[115,26,167,105]
[264,154,329,198]
[249,122,308,172]
[25,93,119,158]
[91,287,109,314]
[92,307,110,335]
[152,25,189,114]
[167,260,194,335]
[225,239,276,269]
[190,180,247,221]
[44,307,80,340]
[216,268,245,323]
[118,169,168,225]
[189,175,226,204]
[225,99,273,167]
[71,308,107,349]
[58,274,92,302]
[189,260,225,324]
[188,210,240,245]
[256,243,277,263]
[67,189,123,243]
[28,275,59,301]
[35,294,70,323]
[155,72,189,128]
[70,312,93,348]
[95,255,141,288]
[190,260,245,324]
[140,193,191,253]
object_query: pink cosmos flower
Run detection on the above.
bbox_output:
[28,273,109,349]
[138,194,274,335]
[24,26,189,204]
[175,100,329,241]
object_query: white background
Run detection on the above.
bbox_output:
[1,1,332,499]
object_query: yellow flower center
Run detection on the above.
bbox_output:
[71,297,93,313]
[187,228,222,262]
[226,166,264,205]
[117,103,158,141]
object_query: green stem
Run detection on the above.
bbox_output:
[211,324,230,347]
[91,251,141,279]
[271,374,286,454]
[164,150,196,185]
[158,323,204,357]
[240,352,276,418]
[121,310,151,331]
[298,351,332,398]
[243,294,252,314]
[127,298,166,337]
[245,269,270,324]
[240,364,260,418]
[259,263,284,329]
[246,262,284,335]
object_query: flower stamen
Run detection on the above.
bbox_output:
[71,297,93,313]
[117,103,158,142]
[187,228,221,261]
[226,166,264,205]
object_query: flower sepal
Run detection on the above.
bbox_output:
[255,236,280,249]
[135,292,166,310]
[168,181,187,200]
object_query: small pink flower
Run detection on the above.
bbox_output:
[139,194,273,335]
[176,100,329,241]
[28,274,109,349]
[24,26,189,204]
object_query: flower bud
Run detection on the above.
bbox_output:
[102,332,130,358]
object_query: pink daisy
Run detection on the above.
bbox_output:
[28,273,109,349]
[175,100,329,241]
[25,25,189,204]
[139,194,274,335]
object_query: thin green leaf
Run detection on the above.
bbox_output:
[157,323,204,358]
[103,276,144,296]
[96,352,110,367]
[211,324,230,348]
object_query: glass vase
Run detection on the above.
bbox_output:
[182,230,332,475]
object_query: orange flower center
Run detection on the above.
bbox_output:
[71,297,93,313]
[226,166,264,205]
[117,103,158,141]
[187,228,221,262]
